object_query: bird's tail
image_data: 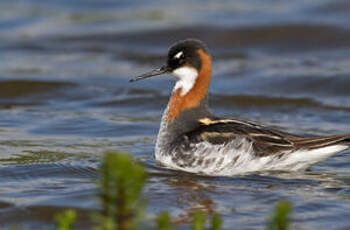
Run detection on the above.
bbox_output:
[291,134,350,149]
[278,134,350,171]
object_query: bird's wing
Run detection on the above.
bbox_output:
[177,117,350,157]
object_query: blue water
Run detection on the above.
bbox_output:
[0,0,350,229]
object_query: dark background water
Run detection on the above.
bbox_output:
[0,0,350,229]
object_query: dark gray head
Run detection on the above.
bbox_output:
[166,39,208,72]
[130,39,210,82]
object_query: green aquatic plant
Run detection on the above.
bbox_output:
[96,151,147,230]
[55,209,77,230]
[156,212,172,230]
[155,212,222,230]
[211,213,222,230]
[0,150,90,165]
[191,211,206,230]
[52,150,298,230]
[266,200,292,230]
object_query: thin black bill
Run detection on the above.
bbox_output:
[130,66,169,82]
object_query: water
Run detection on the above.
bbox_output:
[0,0,350,229]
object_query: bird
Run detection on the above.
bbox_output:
[130,39,350,176]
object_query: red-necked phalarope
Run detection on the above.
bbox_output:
[130,39,350,176]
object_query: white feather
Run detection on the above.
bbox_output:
[174,51,183,59]
[156,137,349,176]
[172,66,198,96]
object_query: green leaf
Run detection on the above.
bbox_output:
[266,200,292,230]
[211,213,222,230]
[191,211,206,230]
[156,212,172,230]
[55,209,76,230]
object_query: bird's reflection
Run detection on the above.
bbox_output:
[146,159,350,225]
[152,169,219,224]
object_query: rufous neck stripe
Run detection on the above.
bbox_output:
[166,49,212,122]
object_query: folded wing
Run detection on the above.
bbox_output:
[176,117,350,157]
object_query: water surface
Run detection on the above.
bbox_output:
[0,0,350,229]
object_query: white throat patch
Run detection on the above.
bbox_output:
[172,66,198,96]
